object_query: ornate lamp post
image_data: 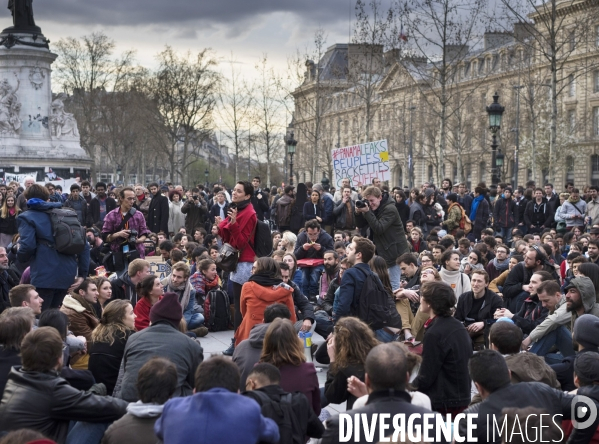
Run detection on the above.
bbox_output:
[204,168,209,187]
[285,131,297,186]
[486,92,505,186]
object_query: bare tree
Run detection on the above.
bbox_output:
[497,0,599,182]
[400,0,487,184]
[218,55,254,182]
[53,32,136,182]
[252,55,286,188]
[149,46,220,186]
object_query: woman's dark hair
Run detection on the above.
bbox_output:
[468,248,485,266]
[369,256,393,296]
[440,249,459,268]
[237,181,253,197]
[254,257,281,279]
[420,281,456,317]
[260,318,305,367]
[38,309,69,340]
[137,275,159,299]
[24,184,49,201]
[172,233,184,244]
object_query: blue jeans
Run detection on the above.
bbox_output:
[387,264,401,292]
[530,326,575,363]
[67,421,111,444]
[375,328,396,343]
[314,310,334,338]
[187,312,205,330]
[495,227,513,243]
[301,265,324,297]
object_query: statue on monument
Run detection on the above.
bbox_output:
[51,93,79,139]
[7,0,36,29]
[0,73,21,134]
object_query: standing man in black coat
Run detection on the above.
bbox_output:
[251,176,269,222]
[89,182,117,228]
[147,182,169,236]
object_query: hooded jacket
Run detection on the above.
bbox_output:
[168,199,186,234]
[233,322,270,390]
[60,294,99,342]
[101,400,164,444]
[17,199,90,290]
[356,192,410,267]
[493,196,516,228]
[528,277,599,343]
[504,353,560,388]
[236,281,296,345]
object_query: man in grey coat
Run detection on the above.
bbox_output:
[117,292,204,402]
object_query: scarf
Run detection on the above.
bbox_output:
[8,207,15,217]
[491,257,510,272]
[218,202,226,220]
[424,315,436,330]
[248,273,283,288]
[235,198,252,212]
[568,195,581,204]
[161,275,193,313]
[470,195,484,221]
[137,194,145,202]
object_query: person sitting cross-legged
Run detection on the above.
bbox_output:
[154,356,280,444]
[102,357,178,444]
[0,327,127,444]
[243,363,324,442]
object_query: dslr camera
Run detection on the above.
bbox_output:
[128,229,138,245]
[355,199,369,209]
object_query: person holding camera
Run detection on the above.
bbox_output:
[102,187,150,274]
[182,187,209,234]
[355,186,409,291]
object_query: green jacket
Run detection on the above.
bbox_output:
[356,193,410,267]
[443,202,463,232]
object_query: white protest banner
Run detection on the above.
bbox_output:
[331,139,390,189]
[4,172,37,184]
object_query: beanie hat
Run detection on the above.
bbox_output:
[573,314,599,350]
[150,292,182,329]
[424,188,435,199]
[574,352,599,383]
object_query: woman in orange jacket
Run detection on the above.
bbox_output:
[235,257,296,345]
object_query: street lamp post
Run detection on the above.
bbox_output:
[486,92,505,187]
[408,106,416,189]
[285,131,297,186]
[512,85,523,189]
[204,168,209,187]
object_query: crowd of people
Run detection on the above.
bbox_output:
[0,175,599,443]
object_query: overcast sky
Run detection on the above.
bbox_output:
[32,0,356,80]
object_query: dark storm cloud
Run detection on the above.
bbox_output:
[33,0,351,27]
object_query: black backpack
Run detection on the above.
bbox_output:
[43,208,86,255]
[203,288,232,332]
[248,390,304,444]
[252,219,273,258]
[353,267,402,331]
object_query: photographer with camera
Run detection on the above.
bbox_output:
[355,186,409,291]
[102,187,150,275]
[85,227,105,272]
[182,187,209,234]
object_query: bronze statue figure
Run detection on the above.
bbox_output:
[7,0,36,29]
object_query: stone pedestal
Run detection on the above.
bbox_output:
[0,32,91,178]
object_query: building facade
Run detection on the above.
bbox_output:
[292,0,599,191]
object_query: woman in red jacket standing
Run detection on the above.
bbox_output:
[216,181,257,355]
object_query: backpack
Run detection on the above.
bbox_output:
[248,390,304,444]
[276,197,294,227]
[204,288,232,332]
[252,219,273,258]
[459,206,472,234]
[43,208,86,255]
[353,268,402,331]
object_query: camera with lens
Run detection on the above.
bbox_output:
[355,200,369,209]
[128,229,138,245]
[229,202,237,210]
[193,195,199,200]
